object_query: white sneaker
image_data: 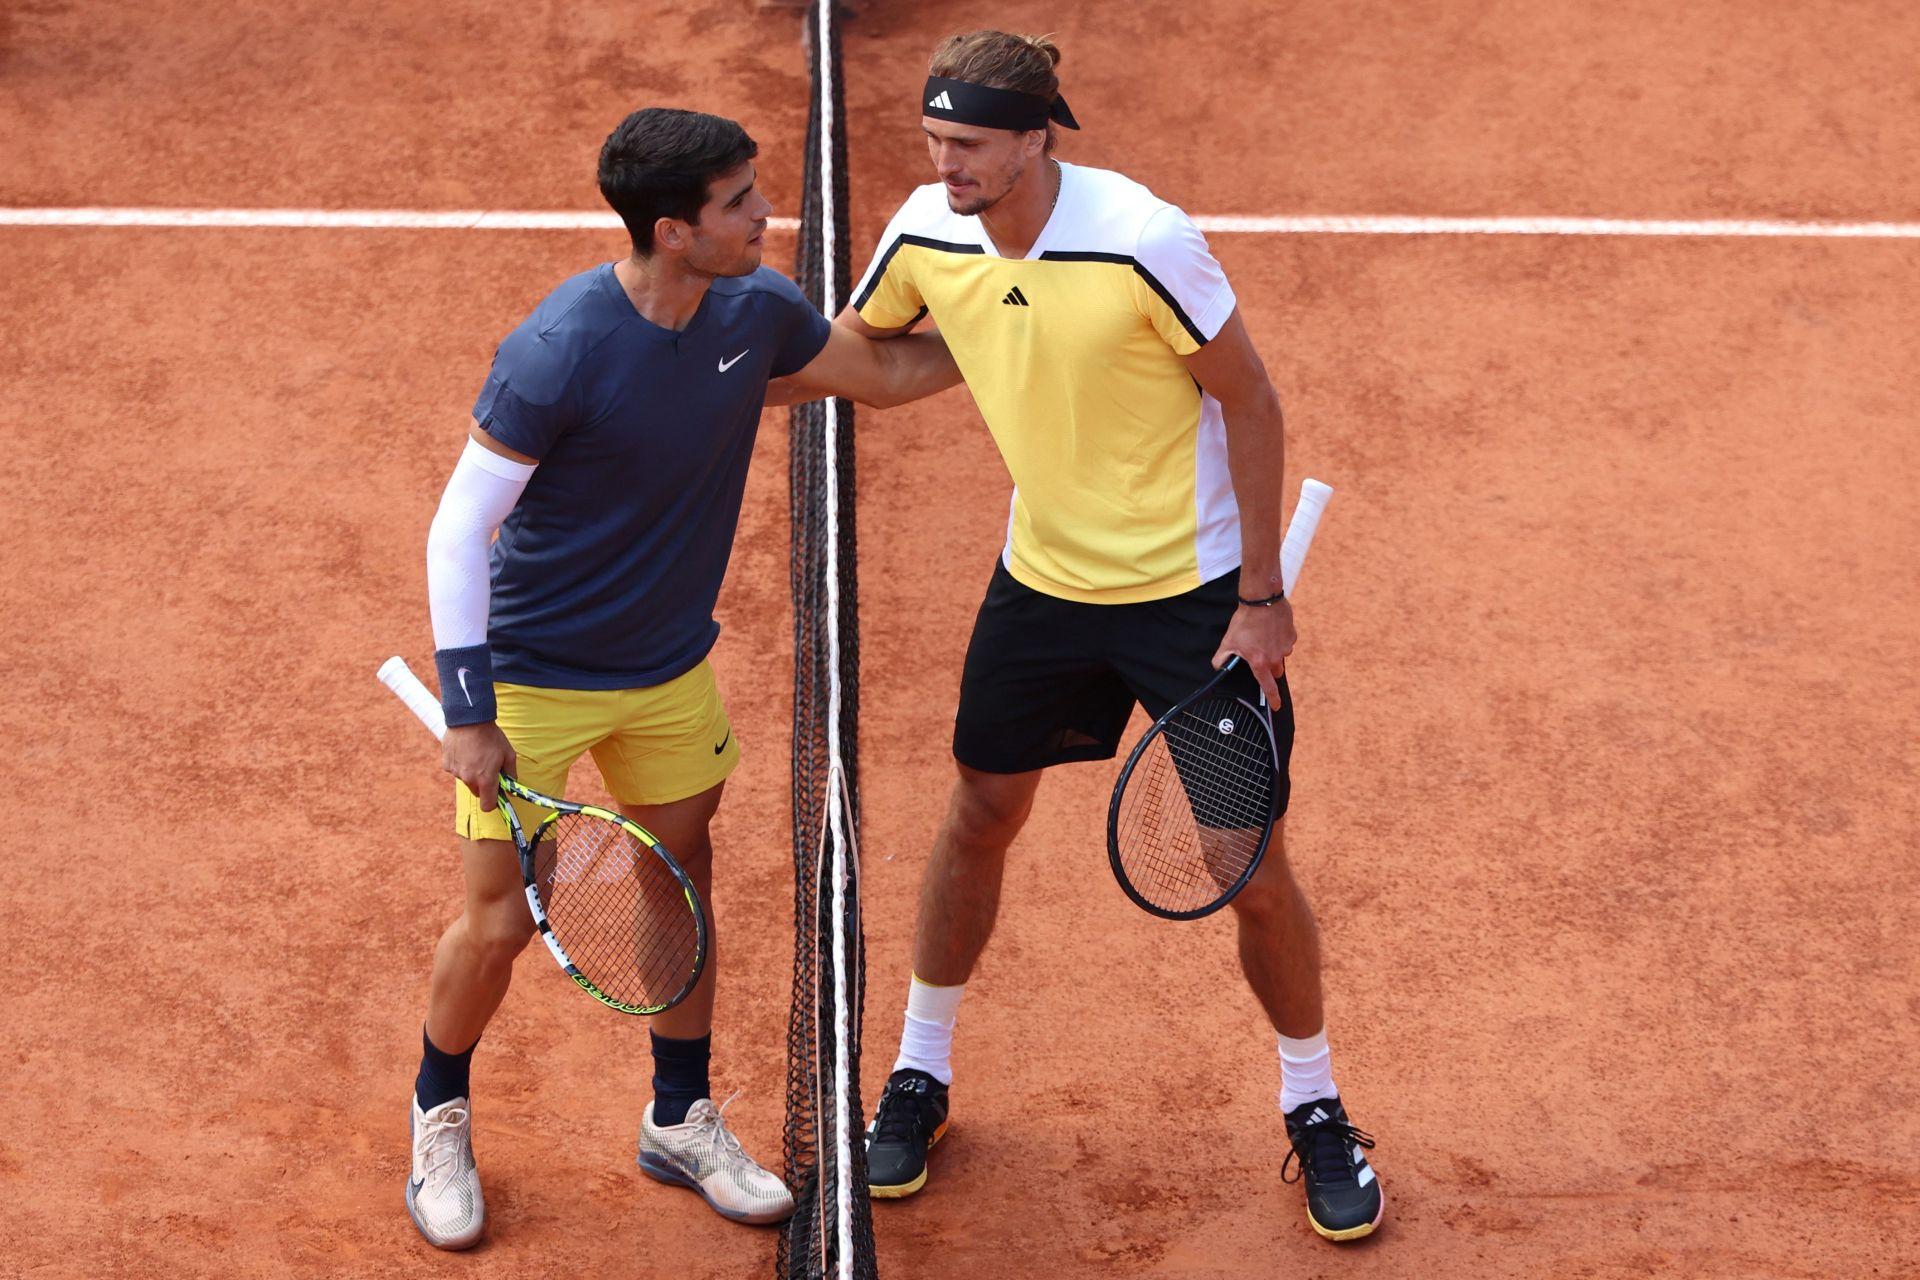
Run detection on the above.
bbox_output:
[638,1095,796,1224]
[407,1096,485,1250]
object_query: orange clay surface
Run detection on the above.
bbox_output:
[4,2,1917,1276]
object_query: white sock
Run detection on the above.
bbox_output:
[892,974,966,1085]
[1277,1029,1338,1114]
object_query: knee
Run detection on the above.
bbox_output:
[1230,851,1305,926]
[947,773,1035,849]
[463,898,535,968]
[669,834,712,875]
[1230,878,1288,926]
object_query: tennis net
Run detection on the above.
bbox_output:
[780,2,876,1278]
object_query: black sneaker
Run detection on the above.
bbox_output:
[1282,1096,1383,1241]
[864,1069,949,1198]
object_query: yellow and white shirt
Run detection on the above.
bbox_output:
[853,162,1241,604]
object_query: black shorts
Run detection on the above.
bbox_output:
[952,561,1294,813]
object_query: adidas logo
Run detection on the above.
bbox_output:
[1001,286,1030,307]
[928,90,954,110]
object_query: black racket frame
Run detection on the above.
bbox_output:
[1105,656,1282,921]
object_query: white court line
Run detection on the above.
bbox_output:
[2,207,1919,237]
[0,207,649,230]
[1198,214,1920,238]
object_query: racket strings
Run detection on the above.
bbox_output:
[1115,694,1278,913]
[534,812,701,1008]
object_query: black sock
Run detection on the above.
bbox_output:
[415,1027,477,1112]
[650,1031,712,1127]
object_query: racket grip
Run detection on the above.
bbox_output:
[377,656,450,742]
[1279,478,1333,597]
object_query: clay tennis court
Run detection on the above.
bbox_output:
[5,1,1916,1276]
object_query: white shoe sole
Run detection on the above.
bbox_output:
[637,1151,794,1225]
[405,1177,485,1250]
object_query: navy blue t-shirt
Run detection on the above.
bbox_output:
[471,263,830,688]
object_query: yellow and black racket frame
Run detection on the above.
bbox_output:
[494,774,709,1015]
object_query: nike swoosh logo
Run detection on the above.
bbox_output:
[456,667,475,706]
[718,350,749,372]
[713,729,731,755]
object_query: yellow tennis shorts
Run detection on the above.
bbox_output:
[454,659,740,842]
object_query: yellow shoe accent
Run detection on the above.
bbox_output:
[1307,1193,1384,1242]
[867,1119,947,1199]
[868,1168,928,1199]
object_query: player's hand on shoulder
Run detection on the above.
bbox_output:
[442,722,517,811]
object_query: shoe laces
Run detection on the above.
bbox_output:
[417,1105,470,1193]
[1282,1114,1374,1188]
[685,1089,749,1161]
[871,1078,932,1145]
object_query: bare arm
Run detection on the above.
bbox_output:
[1181,308,1296,706]
[467,417,536,464]
[765,309,960,408]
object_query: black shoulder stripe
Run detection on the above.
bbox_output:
[903,234,987,254]
[852,234,986,311]
[1038,250,1209,346]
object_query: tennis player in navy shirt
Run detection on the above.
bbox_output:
[402,107,960,1251]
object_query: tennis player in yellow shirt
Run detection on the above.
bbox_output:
[840,30,1385,1242]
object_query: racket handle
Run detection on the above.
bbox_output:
[1279,478,1333,597]
[377,656,449,742]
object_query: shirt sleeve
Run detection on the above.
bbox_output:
[470,328,579,460]
[761,271,835,378]
[1131,204,1238,355]
[850,200,927,331]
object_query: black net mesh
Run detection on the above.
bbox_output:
[780,2,876,1277]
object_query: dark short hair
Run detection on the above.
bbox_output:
[598,108,759,254]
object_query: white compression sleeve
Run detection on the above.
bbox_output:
[425,437,536,650]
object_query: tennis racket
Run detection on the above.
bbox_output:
[377,656,707,1015]
[1107,478,1334,920]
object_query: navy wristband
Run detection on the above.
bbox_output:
[434,644,497,726]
